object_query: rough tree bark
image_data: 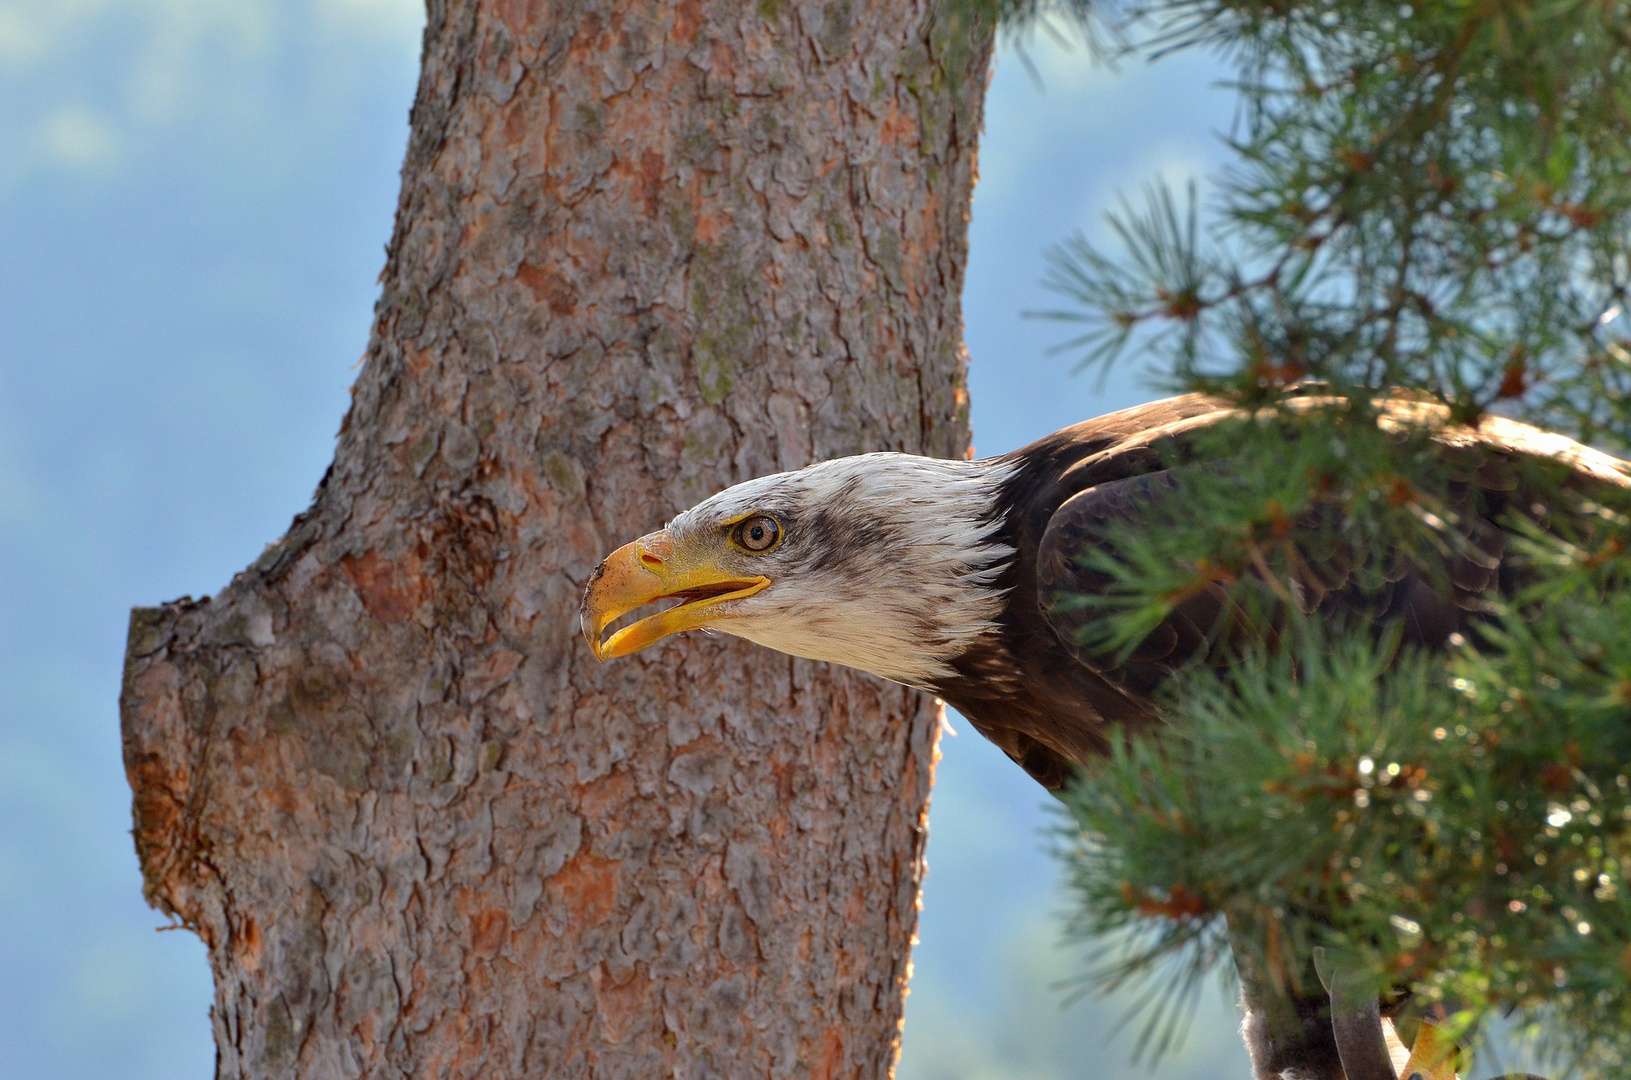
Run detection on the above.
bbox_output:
[120,1,994,1077]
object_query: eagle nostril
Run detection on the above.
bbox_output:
[639,551,664,568]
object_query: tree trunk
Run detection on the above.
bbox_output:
[119,1,993,1077]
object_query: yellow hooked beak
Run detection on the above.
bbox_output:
[580,530,770,660]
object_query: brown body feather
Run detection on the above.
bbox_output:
[929,393,1631,792]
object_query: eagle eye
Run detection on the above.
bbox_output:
[735,515,781,552]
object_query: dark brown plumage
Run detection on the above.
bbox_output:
[927,392,1630,792]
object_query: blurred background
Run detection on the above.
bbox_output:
[0,3,1248,1077]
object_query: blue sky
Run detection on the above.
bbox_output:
[0,4,1248,1076]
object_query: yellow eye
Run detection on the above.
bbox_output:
[736,516,780,552]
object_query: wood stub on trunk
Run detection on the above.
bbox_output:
[120,1,994,1077]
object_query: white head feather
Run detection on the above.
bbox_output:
[666,453,1018,688]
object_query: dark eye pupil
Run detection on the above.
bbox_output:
[740,517,777,550]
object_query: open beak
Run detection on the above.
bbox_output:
[580,530,770,660]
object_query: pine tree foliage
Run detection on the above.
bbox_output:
[956,0,1631,1069]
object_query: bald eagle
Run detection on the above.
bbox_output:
[581,392,1631,793]
[581,391,1630,1078]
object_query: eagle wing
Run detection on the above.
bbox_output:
[1036,468,1234,698]
[1033,405,1628,702]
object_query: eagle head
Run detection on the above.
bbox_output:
[580,454,1016,688]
